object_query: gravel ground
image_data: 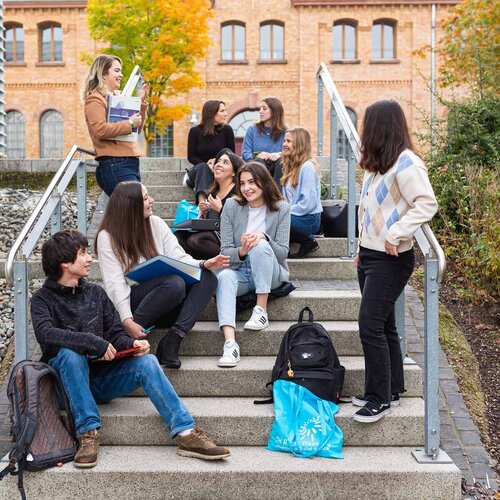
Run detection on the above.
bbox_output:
[0,188,96,365]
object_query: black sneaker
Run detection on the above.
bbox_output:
[288,238,319,259]
[353,400,391,423]
[351,393,400,408]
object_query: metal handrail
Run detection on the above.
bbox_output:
[316,62,446,282]
[4,145,95,286]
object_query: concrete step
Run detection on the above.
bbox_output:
[0,446,461,500]
[172,320,364,356]
[98,396,425,447]
[200,289,361,322]
[142,171,186,185]
[148,185,195,202]
[288,258,356,280]
[140,157,190,171]
[151,201,181,219]
[133,356,422,399]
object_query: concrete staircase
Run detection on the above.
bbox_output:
[0,158,461,499]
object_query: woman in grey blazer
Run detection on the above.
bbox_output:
[216,162,291,367]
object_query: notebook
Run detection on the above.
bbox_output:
[126,255,201,286]
[107,94,141,142]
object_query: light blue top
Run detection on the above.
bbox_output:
[241,124,286,161]
[283,160,323,216]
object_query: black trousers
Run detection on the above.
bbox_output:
[187,162,214,203]
[129,269,217,337]
[357,246,415,404]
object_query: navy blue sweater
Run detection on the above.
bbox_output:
[31,279,134,363]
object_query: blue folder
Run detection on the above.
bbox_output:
[126,255,201,286]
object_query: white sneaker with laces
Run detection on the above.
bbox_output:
[244,306,269,331]
[182,172,191,188]
[217,341,240,368]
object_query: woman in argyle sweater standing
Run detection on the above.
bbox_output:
[352,99,438,423]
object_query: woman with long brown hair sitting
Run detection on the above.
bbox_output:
[95,181,229,369]
[176,148,244,259]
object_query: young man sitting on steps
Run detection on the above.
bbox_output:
[31,229,230,468]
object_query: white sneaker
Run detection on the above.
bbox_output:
[217,341,240,368]
[244,306,269,331]
[182,172,190,188]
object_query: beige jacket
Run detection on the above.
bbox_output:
[84,91,147,159]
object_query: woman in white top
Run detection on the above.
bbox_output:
[216,162,291,367]
[352,99,437,423]
[95,181,229,369]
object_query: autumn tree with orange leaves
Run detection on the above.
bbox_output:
[87,0,213,148]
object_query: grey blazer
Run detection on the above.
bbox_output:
[220,198,291,282]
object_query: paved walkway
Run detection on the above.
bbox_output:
[0,284,497,497]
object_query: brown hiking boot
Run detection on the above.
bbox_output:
[74,429,99,468]
[177,428,230,460]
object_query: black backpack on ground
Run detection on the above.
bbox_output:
[256,307,345,404]
[0,360,77,500]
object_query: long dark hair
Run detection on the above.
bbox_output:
[207,148,244,197]
[256,97,286,142]
[201,100,225,136]
[359,99,414,174]
[235,161,283,212]
[95,181,157,271]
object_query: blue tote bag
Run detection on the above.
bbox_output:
[171,199,199,233]
[267,380,343,459]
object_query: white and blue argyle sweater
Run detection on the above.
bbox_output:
[357,149,438,253]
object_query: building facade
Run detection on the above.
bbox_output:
[4,0,458,159]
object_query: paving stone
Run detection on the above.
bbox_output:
[448,452,470,470]
[445,394,466,406]
[441,425,459,440]
[464,447,494,465]
[458,431,483,446]
[449,406,472,419]
[442,440,465,453]
[454,418,479,432]
[470,463,496,480]
[439,368,457,380]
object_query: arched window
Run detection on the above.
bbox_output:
[221,22,246,62]
[372,20,396,60]
[260,21,285,61]
[5,23,24,63]
[39,22,63,62]
[227,109,260,156]
[149,124,174,157]
[6,111,25,159]
[332,20,357,60]
[337,108,357,159]
[40,110,64,158]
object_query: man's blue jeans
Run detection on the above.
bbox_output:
[49,348,194,437]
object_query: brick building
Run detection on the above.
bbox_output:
[4,0,458,159]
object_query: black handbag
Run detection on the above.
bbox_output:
[171,218,220,231]
[321,203,359,238]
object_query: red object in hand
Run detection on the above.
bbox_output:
[92,346,142,362]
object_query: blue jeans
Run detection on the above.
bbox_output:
[96,156,140,196]
[49,348,194,437]
[216,240,282,328]
[290,213,321,242]
[357,246,415,405]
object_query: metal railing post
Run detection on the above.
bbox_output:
[346,144,356,258]
[76,161,87,235]
[395,292,406,357]
[13,260,29,362]
[317,76,323,156]
[50,198,62,235]
[329,103,338,198]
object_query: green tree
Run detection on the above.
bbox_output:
[438,0,499,94]
[87,0,213,147]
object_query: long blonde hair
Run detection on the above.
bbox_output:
[281,128,320,188]
[82,54,122,99]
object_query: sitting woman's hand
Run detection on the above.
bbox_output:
[123,318,147,339]
[133,339,150,357]
[241,232,264,252]
[207,194,222,213]
[256,152,270,160]
[267,152,281,161]
[207,158,216,172]
[198,200,209,216]
[204,255,230,270]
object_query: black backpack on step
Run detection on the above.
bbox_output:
[257,307,345,404]
[0,360,77,500]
